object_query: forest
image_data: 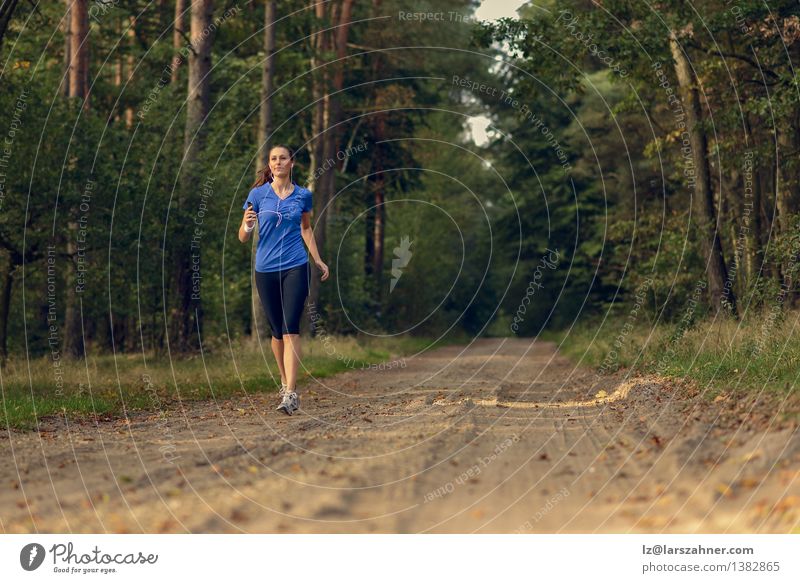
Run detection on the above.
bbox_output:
[0,0,798,372]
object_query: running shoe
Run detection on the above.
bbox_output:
[276,385,293,415]
[287,391,299,413]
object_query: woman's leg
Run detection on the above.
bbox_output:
[283,334,301,391]
[280,263,310,391]
[271,337,287,386]
[255,270,288,385]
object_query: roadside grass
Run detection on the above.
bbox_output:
[0,332,466,431]
[542,309,800,405]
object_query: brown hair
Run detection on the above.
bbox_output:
[252,144,295,187]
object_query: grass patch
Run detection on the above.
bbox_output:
[0,332,465,431]
[542,309,800,398]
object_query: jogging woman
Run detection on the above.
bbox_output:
[239,145,330,415]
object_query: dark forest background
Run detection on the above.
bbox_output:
[1,0,799,364]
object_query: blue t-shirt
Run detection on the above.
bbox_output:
[242,182,313,272]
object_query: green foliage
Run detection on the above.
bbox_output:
[476,0,800,339]
[550,310,800,396]
[2,0,800,371]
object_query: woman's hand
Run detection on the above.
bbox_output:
[243,207,257,229]
[315,260,330,281]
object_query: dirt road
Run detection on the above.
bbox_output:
[2,338,798,533]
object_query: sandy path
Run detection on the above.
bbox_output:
[1,338,798,533]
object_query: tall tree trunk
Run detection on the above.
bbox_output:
[364,175,375,279]
[669,33,736,316]
[62,0,90,357]
[257,0,276,171]
[62,0,71,96]
[316,0,346,241]
[775,124,799,305]
[724,168,745,298]
[252,0,276,343]
[318,0,353,245]
[69,0,89,108]
[306,2,331,335]
[171,0,187,83]
[62,225,85,357]
[742,116,763,288]
[113,15,123,122]
[775,127,798,235]
[0,251,16,365]
[760,147,779,283]
[124,15,136,127]
[306,0,354,334]
[749,162,765,282]
[308,1,329,194]
[371,115,386,299]
[171,0,213,352]
[365,0,385,303]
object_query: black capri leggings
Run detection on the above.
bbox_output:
[254,262,310,339]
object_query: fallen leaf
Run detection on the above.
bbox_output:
[715,483,733,498]
[230,509,248,522]
[740,450,763,463]
[772,496,800,514]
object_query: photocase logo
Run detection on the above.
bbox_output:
[389,236,413,293]
[20,543,46,571]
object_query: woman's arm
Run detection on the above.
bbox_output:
[301,212,329,281]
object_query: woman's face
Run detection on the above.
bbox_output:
[269,147,293,179]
